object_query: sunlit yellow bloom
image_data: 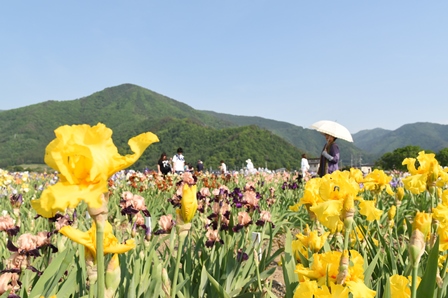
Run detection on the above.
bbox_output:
[362,169,392,193]
[309,200,343,232]
[402,151,448,194]
[349,168,364,184]
[412,211,432,237]
[293,226,330,256]
[388,205,396,220]
[59,221,135,258]
[298,177,323,207]
[433,190,448,225]
[32,123,159,217]
[402,173,427,194]
[357,199,383,221]
[295,250,373,297]
[293,280,318,298]
[389,274,421,298]
[307,171,360,232]
[438,255,448,272]
[180,183,198,223]
[293,280,349,298]
[346,280,376,298]
[396,187,405,201]
[437,223,448,251]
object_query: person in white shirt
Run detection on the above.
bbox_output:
[219,160,227,174]
[301,153,310,181]
[172,147,185,174]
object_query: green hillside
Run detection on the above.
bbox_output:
[0,84,302,170]
[1,83,447,170]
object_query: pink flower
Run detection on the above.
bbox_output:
[237,212,252,226]
[155,214,175,235]
[17,234,37,252]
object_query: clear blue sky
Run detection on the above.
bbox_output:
[1,1,447,133]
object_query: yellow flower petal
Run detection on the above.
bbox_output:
[59,221,135,257]
[33,123,158,218]
[181,184,198,223]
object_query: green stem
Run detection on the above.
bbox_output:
[95,220,105,298]
[411,265,418,298]
[171,233,186,297]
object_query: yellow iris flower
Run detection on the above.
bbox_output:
[180,183,198,223]
[308,171,360,232]
[389,274,421,298]
[357,199,383,221]
[362,169,392,194]
[412,211,432,237]
[294,250,375,298]
[32,123,159,217]
[402,151,448,194]
[293,280,349,298]
[59,221,135,257]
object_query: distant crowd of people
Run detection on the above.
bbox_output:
[157,131,341,180]
[156,147,258,177]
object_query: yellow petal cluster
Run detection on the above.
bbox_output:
[304,171,360,232]
[412,211,432,237]
[32,123,159,217]
[294,250,375,298]
[362,169,393,194]
[402,151,448,194]
[59,221,135,257]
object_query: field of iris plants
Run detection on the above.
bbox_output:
[1,123,448,298]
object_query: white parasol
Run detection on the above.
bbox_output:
[310,120,353,142]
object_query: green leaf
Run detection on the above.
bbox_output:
[29,248,75,298]
[416,237,439,298]
[55,268,78,298]
[205,266,231,298]
[364,249,380,287]
[382,274,391,298]
[282,228,299,298]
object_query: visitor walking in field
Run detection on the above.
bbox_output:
[301,153,311,181]
[172,147,185,174]
[317,134,340,176]
[157,152,172,176]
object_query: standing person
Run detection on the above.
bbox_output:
[301,153,310,181]
[172,147,185,174]
[197,160,204,172]
[246,159,255,174]
[317,134,340,177]
[157,152,171,176]
[219,160,227,174]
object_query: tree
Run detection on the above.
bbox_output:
[436,148,448,167]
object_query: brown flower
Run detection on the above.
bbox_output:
[237,212,252,226]
[17,233,37,252]
[0,272,20,295]
[0,215,16,231]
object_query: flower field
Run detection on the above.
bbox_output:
[1,124,448,298]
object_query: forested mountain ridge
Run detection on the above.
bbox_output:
[1,83,447,170]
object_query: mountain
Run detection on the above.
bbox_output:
[200,111,372,166]
[1,83,447,170]
[353,123,448,158]
[0,84,302,170]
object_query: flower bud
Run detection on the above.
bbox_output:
[336,250,349,285]
[105,254,121,298]
[409,229,425,267]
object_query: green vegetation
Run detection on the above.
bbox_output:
[1,83,447,170]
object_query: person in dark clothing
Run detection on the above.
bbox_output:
[197,160,204,172]
[317,134,340,177]
[157,152,171,176]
